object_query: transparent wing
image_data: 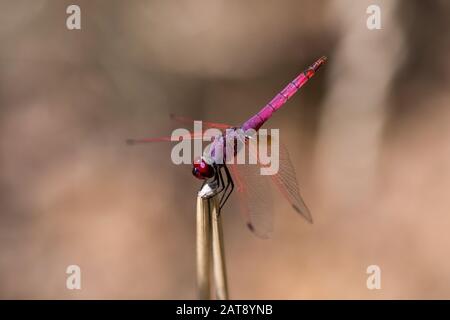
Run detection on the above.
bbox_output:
[229,160,274,239]
[169,113,233,130]
[228,132,311,238]
[127,113,230,145]
[126,130,221,145]
[271,139,312,223]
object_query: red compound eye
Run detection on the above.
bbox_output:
[192,158,214,179]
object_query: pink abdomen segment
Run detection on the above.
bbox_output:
[241,56,327,131]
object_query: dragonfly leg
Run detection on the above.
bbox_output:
[218,168,230,211]
[214,163,225,195]
[219,164,234,212]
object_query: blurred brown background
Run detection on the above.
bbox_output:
[1,0,450,299]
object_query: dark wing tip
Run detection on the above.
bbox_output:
[246,223,271,239]
[292,204,313,224]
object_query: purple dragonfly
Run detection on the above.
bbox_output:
[128,56,327,238]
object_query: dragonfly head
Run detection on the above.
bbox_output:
[192,157,215,180]
[192,158,214,180]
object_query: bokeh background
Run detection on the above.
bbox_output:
[1,0,450,299]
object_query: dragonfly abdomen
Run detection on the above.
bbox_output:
[241,56,327,132]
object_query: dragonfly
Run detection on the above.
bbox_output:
[128,56,327,238]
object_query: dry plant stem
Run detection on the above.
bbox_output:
[196,196,211,300]
[210,196,229,300]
